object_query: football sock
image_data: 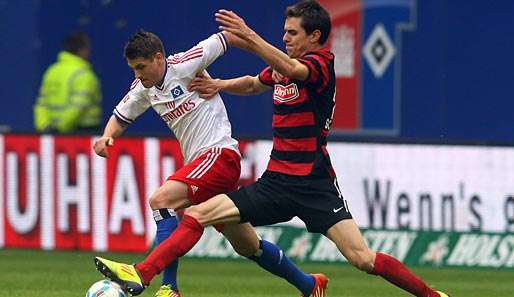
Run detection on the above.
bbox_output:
[136,215,204,285]
[248,240,314,297]
[153,209,179,291]
[370,252,438,297]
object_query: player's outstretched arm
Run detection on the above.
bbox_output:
[221,31,250,51]
[93,115,127,158]
[189,72,268,98]
[215,9,309,81]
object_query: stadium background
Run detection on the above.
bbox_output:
[2,0,514,141]
[1,1,514,296]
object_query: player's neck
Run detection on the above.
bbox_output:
[303,44,323,56]
[157,62,167,88]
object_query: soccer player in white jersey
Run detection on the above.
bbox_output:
[93,30,328,297]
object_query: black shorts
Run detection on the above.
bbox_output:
[227,171,352,234]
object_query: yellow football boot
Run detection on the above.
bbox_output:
[155,284,181,297]
[94,256,145,296]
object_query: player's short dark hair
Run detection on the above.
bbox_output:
[285,0,331,45]
[124,30,165,60]
[62,32,90,54]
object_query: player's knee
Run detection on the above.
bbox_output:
[347,249,375,272]
[183,205,204,221]
[232,242,258,257]
[149,193,167,210]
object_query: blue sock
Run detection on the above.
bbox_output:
[248,240,314,296]
[153,209,179,291]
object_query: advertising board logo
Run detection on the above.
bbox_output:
[421,234,450,266]
[362,23,396,78]
[320,0,417,134]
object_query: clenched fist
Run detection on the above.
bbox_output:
[94,136,114,158]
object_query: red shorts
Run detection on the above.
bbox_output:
[168,147,241,205]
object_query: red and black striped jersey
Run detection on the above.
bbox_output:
[258,47,336,177]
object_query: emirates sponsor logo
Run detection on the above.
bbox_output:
[273,83,299,103]
[161,99,197,122]
[165,100,176,109]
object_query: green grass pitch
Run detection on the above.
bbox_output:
[1,248,513,296]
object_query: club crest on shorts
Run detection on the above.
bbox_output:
[191,185,199,194]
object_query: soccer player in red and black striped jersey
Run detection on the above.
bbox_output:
[96,1,449,296]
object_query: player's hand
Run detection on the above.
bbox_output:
[215,10,255,43]
[189,72,221,99]
[272,69,284,83]
[93,136,114,158]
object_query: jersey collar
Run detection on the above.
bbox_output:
[156,63,168,90]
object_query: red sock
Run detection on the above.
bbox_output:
[135,215,204,285]
[370,252,438,297]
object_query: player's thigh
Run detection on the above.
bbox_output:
[185,193,242,225]
[149,180,191,210]
[220,223,260,257]
[326,219,375,271]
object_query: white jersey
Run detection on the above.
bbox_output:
[113,33,239,163]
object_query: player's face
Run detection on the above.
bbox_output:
[283,17,312,58]
[127,53,165,88]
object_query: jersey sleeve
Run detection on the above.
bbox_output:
[297,53,330,91]
[258,66,274,86]
[168,33,228,79]
[113,79,151,125]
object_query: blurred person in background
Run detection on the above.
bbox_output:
[34,32,102,134]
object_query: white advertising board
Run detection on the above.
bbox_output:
[252,141,514,232]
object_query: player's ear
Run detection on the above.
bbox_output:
[309,29,321,45]
[154,52,165,62]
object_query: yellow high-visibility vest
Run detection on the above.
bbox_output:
[34,51,102,133]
